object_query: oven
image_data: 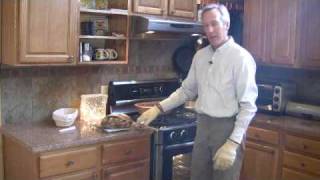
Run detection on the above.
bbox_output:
[107,79,197,180]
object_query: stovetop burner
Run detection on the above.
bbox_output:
[149,108,197,129]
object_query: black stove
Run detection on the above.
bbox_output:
[150,108,196,128]
[107,79,197,180]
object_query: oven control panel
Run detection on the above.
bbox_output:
[130,85,164,98]
[108,79,180,105]
[163,125,196,146]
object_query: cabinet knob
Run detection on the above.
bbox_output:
[67,56,74,62]
[171,10,175,14]
[125,149,132,155]
[303,144,308,150]
[93,173,98,180]
[65,160,75,167]
[254,134,260,139]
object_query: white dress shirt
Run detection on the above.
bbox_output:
[160,38,258,144]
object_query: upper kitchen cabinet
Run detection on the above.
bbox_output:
[268,0,297,66]
[244,0,320,68]
[132,0,197,19]
[2,0,78,66]
[296,0,320,68]
[79,0,129,64]
[243,0,268,64]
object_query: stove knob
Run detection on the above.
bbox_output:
[169,131,178,141]
[180,129,188,139]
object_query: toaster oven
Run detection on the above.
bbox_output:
[256,82,296,114]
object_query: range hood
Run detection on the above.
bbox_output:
[131,15,203,39]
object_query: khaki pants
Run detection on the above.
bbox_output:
[191,114,244,180]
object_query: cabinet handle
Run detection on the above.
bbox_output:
[171,10,175,14]
[67,56,74,62]
[93,173,98,180]
[125,149,132,155]
[65,160,75,167]
[302,144,308,150]
[254,134,260,139]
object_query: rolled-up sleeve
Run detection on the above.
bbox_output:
[229,55,258,144]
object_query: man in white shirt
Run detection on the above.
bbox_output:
[138,3,258,180]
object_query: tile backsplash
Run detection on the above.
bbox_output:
[2,40,320,124]
[0,40,182,123]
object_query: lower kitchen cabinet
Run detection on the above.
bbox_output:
[39,147,99,178]
[3,135,150,180]
[282,133,320,179]
[42,169,98,180]
[240,141,279,180]
[282,168,319,180]
[240,115,320,180]
[102,160,149,180]
[240,127,280,180]
[101,137,150,180]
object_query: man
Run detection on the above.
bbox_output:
[138,3,258,180]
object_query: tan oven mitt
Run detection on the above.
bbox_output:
[213,139,239,170]
[137,106,161,126]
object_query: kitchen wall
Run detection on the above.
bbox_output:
[2,40,320,124]
[0,40,183,124]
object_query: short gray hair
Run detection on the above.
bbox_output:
[201,3,230,25]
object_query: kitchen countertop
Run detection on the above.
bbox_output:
[2,113,320,153]
[0,120,153,153]
[252,113,320,139]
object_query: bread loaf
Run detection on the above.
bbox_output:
[101,114,133,129]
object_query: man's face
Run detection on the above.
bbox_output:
[202,9,229,48]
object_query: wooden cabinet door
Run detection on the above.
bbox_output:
[43,169,98,180]
[168,0,196,19]
[240,141,279,180]
[40,146,98,178]
[102,160,149,180]
[0,0,2,65]
[282,168,320,180]
[269,0,298,66]
[133,0,167,16]
[243,0,268,63]
[19,0,78,64]
[298,0,320,68]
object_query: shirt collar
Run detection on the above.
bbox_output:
[210,37,234,53]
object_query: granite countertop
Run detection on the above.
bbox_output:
[2,113,320,154]
[252,113,320,139]
[0,120,153,153]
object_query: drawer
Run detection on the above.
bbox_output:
[40,146,98,178]
[282,168,319,180]
[102,138,150,165]
[102,160,149,180]
[283,151,320,176]
[284,134,320,156]
[247,127,279,145]
[42,169,98,180]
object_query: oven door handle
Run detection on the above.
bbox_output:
[164,142,194,151]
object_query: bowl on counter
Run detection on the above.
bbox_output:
[134,101,160,114]
[52,108,78,127]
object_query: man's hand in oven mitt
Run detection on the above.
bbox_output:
[137,106,161,126]
[213,139,239,170]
